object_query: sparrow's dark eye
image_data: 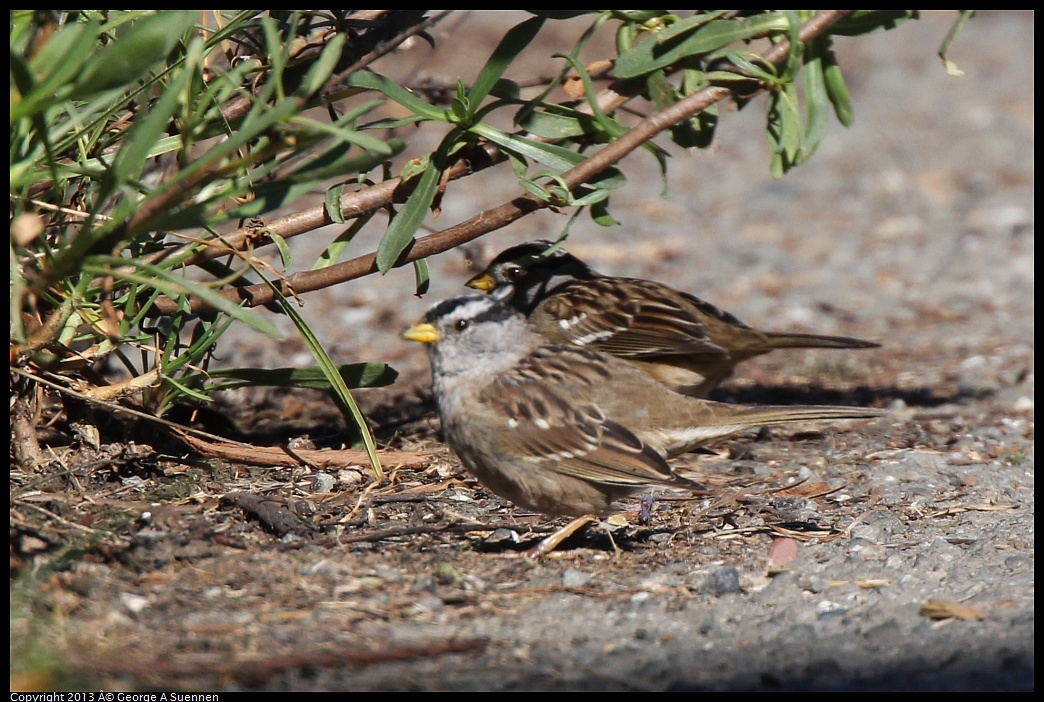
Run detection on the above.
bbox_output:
[504,265,525,282]
[454,319,469,332]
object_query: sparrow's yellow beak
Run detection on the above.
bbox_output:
[465,272,497,291]
[402,322,441,344]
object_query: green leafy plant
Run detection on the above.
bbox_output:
[11,11,968,477]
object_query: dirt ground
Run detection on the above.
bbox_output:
[10,12,1033,691]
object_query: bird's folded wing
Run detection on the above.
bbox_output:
[541,279,727,357]
[483,348,685,487]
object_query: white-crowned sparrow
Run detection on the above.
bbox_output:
[466,240,880,398]
[402,291,881,519]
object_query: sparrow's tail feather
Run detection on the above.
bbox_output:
[761,331,880,350]
[654,404,883,457]
[719,404,884,425]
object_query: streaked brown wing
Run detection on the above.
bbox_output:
[538,279,727,358]
[676,289,755,330]
[483,345,686,487]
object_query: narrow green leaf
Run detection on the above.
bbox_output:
[550,208,583,242]
[450,96,470,124]
[361,114,428,131]
[400,153,431,182]
[503,148,530,179]
[161,314,234,376]
[159,375,214,406]
[471,122,580,171]
[704,49,779,83]
[767,82,803,177]
[569,187,611,207]
[821,45,854,127]
[191,258,261,292]
[767,92,785,178]
[8,51,35,113]
[291,115,395,155]
[612,12,725,78]
[468,16,545,108]
[680,68,718,148]
[781,84,802,161]
[270,232,293,269]
[71,11,197,99]
[325,184,347,224]
[262,282,383,478]
[258,16,289,102]
[333,97,388,126]
[523,172,571,206]
[23,17,96,85]
[590,199,620,227]
[298,32,346,97]
[646,69,674,111]
[347,70,452,122]
[63,134,186,177]
[312,214,373,270]
[488,78,521,100]
[413,258,431,296]
[376,159,441,273]
[518,109,601,140]
[554,53,627,139]
[614,13,788,79]
[518,178,554,202]
[469,123,581,172]
[800,39,831,163]
[82,256,281,338]
[207,363,398,391]
[469,123,625,189]
[650,12,730,46]
[8,10,35,50]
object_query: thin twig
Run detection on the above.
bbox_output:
[172,427,432,470]
[10,366,428,468]
[335,519,549,544]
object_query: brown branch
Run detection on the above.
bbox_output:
[152,10,854,315]
[146,140,499,274]
[11,377,45,470]
[170,426,433,469]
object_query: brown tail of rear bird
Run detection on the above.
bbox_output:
[760,331,880,351]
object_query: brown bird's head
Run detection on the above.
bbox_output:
[465,240,595,314]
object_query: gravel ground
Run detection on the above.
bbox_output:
[11,11,1033,692]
